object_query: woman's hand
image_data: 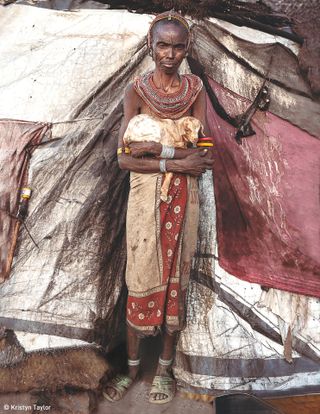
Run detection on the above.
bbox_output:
[168,149,213,177]
[129,141,162,158]
[203,147,215,162]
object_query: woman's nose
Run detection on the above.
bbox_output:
[167,47,174,58]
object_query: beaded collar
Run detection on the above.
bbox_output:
[134,72,203,120]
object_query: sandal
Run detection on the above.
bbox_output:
[149,375,176,404]
[103,374,133,402]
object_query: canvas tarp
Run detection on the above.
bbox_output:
[0,4,319,396]
[191,20,320,137]
[0,5,153,345]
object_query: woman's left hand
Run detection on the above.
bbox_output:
[203,147,215,162]
[129,141,162,158]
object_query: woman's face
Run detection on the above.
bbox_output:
[151,22,189,75]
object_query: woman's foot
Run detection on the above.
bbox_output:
[103,362,139,402]
[149,358,175,404]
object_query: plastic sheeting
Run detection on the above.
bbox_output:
[0,5,153,344]
[173,76,320,394]
[191,20,320,138]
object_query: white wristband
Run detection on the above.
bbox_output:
[160,145,175,159]
[159,159,167,173]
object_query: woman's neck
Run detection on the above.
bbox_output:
[152,69,181,93]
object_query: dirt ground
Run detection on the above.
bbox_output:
[97,335,215,413]
[97,381,214,414]
[0,335,319,413]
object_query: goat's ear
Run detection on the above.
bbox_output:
[199,123,204,137]
[122,132,130,144]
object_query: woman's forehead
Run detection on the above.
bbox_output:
[152,22,189,43]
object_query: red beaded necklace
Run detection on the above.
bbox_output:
[134,72,203,120]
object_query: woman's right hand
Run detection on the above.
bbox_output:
[168,150,213,176]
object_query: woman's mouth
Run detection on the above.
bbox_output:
[162,62,175,68]
[162,63,175,69]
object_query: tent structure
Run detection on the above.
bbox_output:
[0,1,319,412]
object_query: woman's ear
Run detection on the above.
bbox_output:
[147,31,153,59]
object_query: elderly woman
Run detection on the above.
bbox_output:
[103,10,213,404]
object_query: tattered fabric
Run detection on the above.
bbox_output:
[207,78,320,298]
[0,120,50,282]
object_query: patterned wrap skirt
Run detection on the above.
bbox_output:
[126,171,199,336]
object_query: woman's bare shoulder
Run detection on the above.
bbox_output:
[123,82,142,117]
[124,82,139,101]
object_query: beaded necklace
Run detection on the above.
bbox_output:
[134,72,203,120]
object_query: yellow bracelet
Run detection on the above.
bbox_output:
[197,143,214,147]
[117,147,131,155]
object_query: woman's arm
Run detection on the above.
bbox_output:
[192,86,210,136]
[119,150,212,176]
[128,141,206,160]
[117,83,213,175]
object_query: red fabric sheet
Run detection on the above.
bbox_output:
[207,78,320,297]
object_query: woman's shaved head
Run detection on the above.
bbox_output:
[147,10,190,49]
